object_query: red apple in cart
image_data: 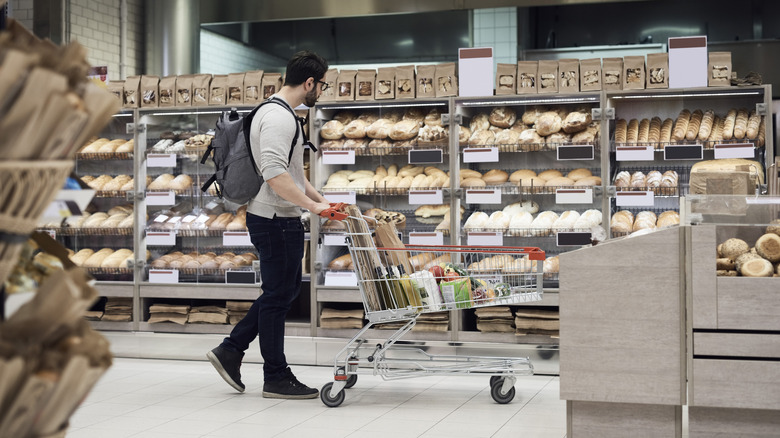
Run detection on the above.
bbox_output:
[428,265,444,283]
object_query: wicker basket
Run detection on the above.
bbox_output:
[0,160,74,284]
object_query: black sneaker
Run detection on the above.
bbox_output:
[262,367,318,399]
[207,346,245,393]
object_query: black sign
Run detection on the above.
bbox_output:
[408,149,443,164]
[557,145,594,161]
[226,271,257,284]
[664,144,703,160]
[556,232,592,246]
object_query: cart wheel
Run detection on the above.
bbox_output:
[344,374,358,389]
[321,382,345,407]
[490,379,516,404]
[489,376,502,387]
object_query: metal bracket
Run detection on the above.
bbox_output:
[443,114,462,125]
[313,118,324,128]
[126,123,146,134]
[592,108,614,121]
[125,191,144,202]
[756,103,767,116]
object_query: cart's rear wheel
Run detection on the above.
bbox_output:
[344,374,358,389]
[489,376,502,387]
[321,382,345,407]
[490,379,516,404]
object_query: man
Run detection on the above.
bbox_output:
[207,51,330,399]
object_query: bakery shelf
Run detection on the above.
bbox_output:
[93,189,132,198]
[42,227,134,237]
[318,143,450,157]
[314,98,450,111]
[89,321,134,331]
[459,141,600,154]
[455,92,600,107]
[83,267,134,281]
[316,327,453,342]
[316,289,363,303]
[78,152,134,161]
[140,283,260,300]
[95,281,135,298]
[613,138,764,152]
[606,85,766,101]
[137,321,310,335]
[457,331,559,345]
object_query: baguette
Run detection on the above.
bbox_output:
[648,117,662,144]
[707,115,723,147]
[686,109,703,141]
[672,109,691,141]
[660,118,674,144]
[614,119,627,143]
[697,109,715,141]
[626,119,639,143]
[733,108,749,139]
[637,118,650,143]
[722,108,737,140]
[746,110,761,140]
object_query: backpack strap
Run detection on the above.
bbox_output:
[243,96,304,170]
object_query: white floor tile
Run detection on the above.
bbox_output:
[143,418,230,435]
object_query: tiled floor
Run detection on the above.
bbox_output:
[66,358,566,437]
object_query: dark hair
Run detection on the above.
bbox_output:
[283,50,328,86]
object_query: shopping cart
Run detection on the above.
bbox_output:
[318,204,545,407]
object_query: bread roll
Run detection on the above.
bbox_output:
[469,113,490,131]
[566,168,592,181]
[507,211,533,235]
[614,119,627,144]
[722,108,737,140]
[170,174,193,190]
[486,211,511,230]
[461,177,487,188]
[637,118,650,143]
[321,120,345,140]
[697,109,715,141]
[464,212,489,230]
[529,211,558,236]
[545,176,575,187]
[148,173,175,190]
[482,169,509,184]
[626,119,639,143]
[741,257,773,277]
[535,111,563,136]
[755,233,780,262]
[720,238,749,260]
[537,169,563,181]
[81,138,109,153]
[518,177,546,191]
[573,209,603,228]
[746,110,761,140]
[468,129,495,146]
[572,127,597,144]
[510,169,536,182]
[574,176,602,186]
[733,108,749,139]
[488,106,516,128]
[686,109,703,141]
[503,200,539,215]
[552,210,580,231]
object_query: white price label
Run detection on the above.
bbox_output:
[462,147,499,163]
[322,234,348,246]
[322,150,356,165]
[146,191,176,206]
[714,143,755,159]
[324,271,358,287]
[615,190,655,207]
[616,146,655,161]
[465,189,502,204]
[181,215,197,224]
[44,229,56,239]
[223,231,253,247]
[146,153,177,167]
[409,232,444,246]
[322,191,356,204]
[555,188,593,204]
[149,269,179,283]
[146,230,176,246]
[409,190,443,205]
[467,232,504,246]
[153,214,169,223]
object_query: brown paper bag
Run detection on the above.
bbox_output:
[356,69,376,101]
[435,63,458,97]
[558,58,579,93]
[192,74,211,106]
[395,65,415,99]
[158,76,176,107]
[416,65,436,98]
[243,70,264,104]
[516,61,538,94]
[227,72,245,105]
[336,69,356,101]
[375,67,395,100]
[123,75,140,108]
[374,222,412,276]
[602,58,623,91]
[538,60,558,94]
[495,63,516,95]
[262,73,283,99]
[67,81,121,157]
[708,51,732,87]
[106,80,124,103]
[646,53,669,89]
[175,74,193,106]
[140,75,159,107]
[209,74,227,105]
[623,56,645,90]
[580,58,601,91]
[318,68,338,102]
[0,50,37,109]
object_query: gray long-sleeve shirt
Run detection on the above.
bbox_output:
[247,95,305,218]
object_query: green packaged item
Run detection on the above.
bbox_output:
[440,277,472,309]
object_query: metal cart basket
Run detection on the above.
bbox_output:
[319,206,545,407]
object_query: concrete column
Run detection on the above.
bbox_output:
[145,0,199,76]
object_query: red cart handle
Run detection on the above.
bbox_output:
[319,202,349,220]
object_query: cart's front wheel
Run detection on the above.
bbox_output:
[344,374,358,389]
[490,379,516,404]
[489,376,502,387]
[321,382,345,407]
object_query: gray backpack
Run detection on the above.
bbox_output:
[200,97,313,204]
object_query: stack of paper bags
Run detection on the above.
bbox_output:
[514,308,559,337]
[412,312,449,332]
[101,297,132,322]
[84,310,103,321]
[475,306,514,333]
[320,308,364,329]
[148,303,189,325]
[226,301,252,324]
[188,306,228,324]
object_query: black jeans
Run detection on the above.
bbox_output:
[221,213,304,382]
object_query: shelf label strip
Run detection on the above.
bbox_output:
[555,188,593,204]
[146,153,177,168]
[616,145,654,161]
[149,269,179,283]
[713,143,755,160]
[465,188,502,204]
[322,150,356,165]
[615,190,655,206]
[409,232,444,246]
[409,189,443,205]
[146,230,176,246]
[322,234,348,246]
[324,271,358,287]
[462,147,499,163]
[467,231,503,247]
[223,231,253,247]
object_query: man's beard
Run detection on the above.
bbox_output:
[304,88,318,107]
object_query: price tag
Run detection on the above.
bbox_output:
[149,269,179,283]
[146,153,177,167]
[555,188,593,204]
[223,231,253,247]
[462,147,499,163]
[324,271,358,287]
[408,148,443,164]
[43,200,81,219]
[616,146,655,161]
[322,191,356,204]
[465,189,502,204]
[615,190,655,207]
[714,143,755,160]
[146,230,176,246]
[322,234,348,246]
[146,191,176,206]
[664,144,703,160]
[44,229,56,239]
[409,190,443,205]
[226,270,257,284]
[557,232,593,246]
[409,232,444,246]
[322,150,355,165]
[557,144,595,161]
[467,232,504,246]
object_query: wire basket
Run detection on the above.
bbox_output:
[0,160,74,284]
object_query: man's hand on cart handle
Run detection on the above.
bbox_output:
[319,203,349,221]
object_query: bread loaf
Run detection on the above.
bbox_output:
[469,113,490,131]
[482,169,509,184]
[518,177,546,191]
[537,169,563,181]
[97,139,126,153]
[458,126,471,144]
[102,175,131,191]
[630,171,646,188]
[414,204,450,218]
[87,174,113,190]
[486,211,511,230]
[573,209,603,228]
[521,107,544,125]
[518,129,544,151]
[321,120,345,140]
[535,112,563,136]
[503,200,539,215]
[468,129,495,146]
[615,119,627,143]
[510,169,537,182]
[722,108,737,140]
[545,132,571,149]
[746,110,761,140]
[626,119,639,143]
[741,257,773,277]
[672,109,691,142]
[365,119,392,139]
[574,176,601,186]
[488,106,516,128]
[545,176,575,187]
[648,117,662,145]
[686,109,703,141]
[563,111,591,134]
[566,168,593,181]
[495,129,520,147]
[461,177,487,188]
[389,120,420,141]
[529,211,558,236]
[660,118,674,144]
[615,171,631,187]
[148,173,175,190]
[610,211,633,234]
[637,119,650,143]
[755,233,780,262]
[507,212,534,235]
[115,139,134,153]
[733,108,749,139]
[552,210,580,231]
[697,109,715,141]
[170,174,193,190]
[344,119,368,139]
[720,238,749,260]
[464,212,489,230]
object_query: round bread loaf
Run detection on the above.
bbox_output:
[344,119,368,139]
[566,168,593,181]
[469,113,490,131]
[468,129,495,146]
[495,129,520,146]
[366,119,393,139]
[544,176,575,187]
[741,257,774,277]
[482,169,509,184]
[573,176,602,186]
[321,120,345,139]
[424,108,443,127]
[518,177,546,191]
[488,106,516,128]
[721,238,750,260]
[563,111,592,134]
[510,169,537,182]
[458,126,471,144]
[766,219,780,236]
[460,169,483,179]
[535,111,563,136]
[357,113,379,124]
[518,129,544,150]
[389,120,420,140]
[333,111,356,124]
[461,177,487,188]
[522,107,544,125]
[755,233,780,262]
[537,169,563,181]
[328,254,353,270]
